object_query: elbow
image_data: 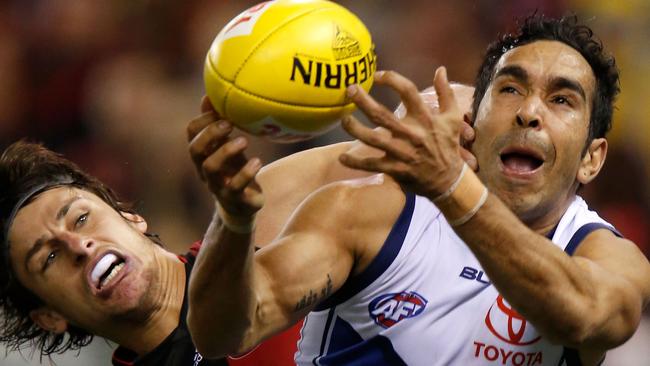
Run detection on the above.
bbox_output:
[539,297,599,347]
[545,300,641,349]
[545,320,591,347]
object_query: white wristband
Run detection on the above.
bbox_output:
[431,163,489,227]
[433,163,468,203]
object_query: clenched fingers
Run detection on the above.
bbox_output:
[225,158,262,193]
[188,121,233,178]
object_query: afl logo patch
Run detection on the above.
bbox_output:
[485,295,541,346]
[368,291,427,328]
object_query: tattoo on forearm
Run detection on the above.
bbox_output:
[295,274,333,312]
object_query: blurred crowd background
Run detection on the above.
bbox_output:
[1,0,648,365]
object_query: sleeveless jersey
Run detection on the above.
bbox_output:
[295,194,619,366]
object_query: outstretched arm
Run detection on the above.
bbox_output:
[340,68,650,359]
[188,93,476,247]
[183,101,400,358]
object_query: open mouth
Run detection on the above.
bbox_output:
[90,253,126,290]
[500,148,544,174]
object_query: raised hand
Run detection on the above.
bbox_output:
[339,67,467,200]
[187,96,264,221]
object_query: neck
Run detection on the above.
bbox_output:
[112,250,187,355]
[525,193,577,236]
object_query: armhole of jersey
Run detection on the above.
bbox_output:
[563,223,622,256]
[313,193,416,311]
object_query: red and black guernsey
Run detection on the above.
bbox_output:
[112,242,228,366]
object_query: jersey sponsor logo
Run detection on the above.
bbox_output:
[459,266,491,285]
[368,291,427,328]
[473,341,543,366]
[485,295,541,346]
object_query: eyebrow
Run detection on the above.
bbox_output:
[494,65,529,83]
[548,76,587,102]
[23,196,81,271]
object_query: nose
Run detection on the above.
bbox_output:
[57,231,95,264]
[516,95,542,129]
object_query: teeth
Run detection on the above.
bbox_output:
[91,254,118,285]
[100,262,125,288]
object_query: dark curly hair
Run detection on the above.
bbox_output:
[0,141,162,358]
[472,13,620,145]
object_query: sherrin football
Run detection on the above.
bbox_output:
[204,0,376,142]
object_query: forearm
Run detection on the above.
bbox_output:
[452,194,636,347]
[187,212,257,358]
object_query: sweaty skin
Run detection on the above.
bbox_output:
[187,40,650,366]
[339,45,650,365]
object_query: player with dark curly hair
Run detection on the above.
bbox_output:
[187,14,650,366]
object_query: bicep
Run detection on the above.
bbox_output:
[249,211,356,343]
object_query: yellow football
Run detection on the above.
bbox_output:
[204,0,376,142]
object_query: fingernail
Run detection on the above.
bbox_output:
[234,137,245,146]
[218,121,231,129]
[374,71,385,79]
[346,85,358,97]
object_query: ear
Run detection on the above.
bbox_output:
[577,138,607,185]
[30,307,68,334]
[121,212,148,233]
[463,112,474,126]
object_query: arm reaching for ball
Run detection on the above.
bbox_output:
[339,67,650,364]
[184,98,408,358]
[186,85,477,246]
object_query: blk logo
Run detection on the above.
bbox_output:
[459,266,491,285]
[368,291,427,328]
[485,296,541,346]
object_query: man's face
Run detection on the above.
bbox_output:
[472,40,597,223]
[8,187,162,333]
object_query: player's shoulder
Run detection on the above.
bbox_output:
[258,142,354,179]
[293,173,405,225]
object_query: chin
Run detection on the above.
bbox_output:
[106,272,158,322]
[492,186,543,218]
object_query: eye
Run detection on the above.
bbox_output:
[43,251,57,271]
[500,86,519,94]
[552,95,571,106]
[75,212,89,228]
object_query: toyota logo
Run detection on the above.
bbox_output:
[485,295,541,346]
